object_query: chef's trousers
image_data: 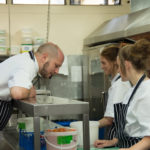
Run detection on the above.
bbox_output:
[0,99,13,130]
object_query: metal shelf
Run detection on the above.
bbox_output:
[14,96,90,150]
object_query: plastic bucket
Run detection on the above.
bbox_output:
[19,130,46,150]
[70,121,99,146]
[17,117,45,132]
[44,128,78,150]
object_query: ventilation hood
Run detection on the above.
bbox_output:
[84,7,150,46]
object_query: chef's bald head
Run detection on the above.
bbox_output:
[36,42,61,58]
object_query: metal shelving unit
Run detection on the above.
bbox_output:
[13,96,90,150]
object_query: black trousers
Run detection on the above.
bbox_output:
[0,99,13,130]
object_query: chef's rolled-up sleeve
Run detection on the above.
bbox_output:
[8,69,32,89]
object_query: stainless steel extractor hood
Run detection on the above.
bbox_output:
[84,7,150,46]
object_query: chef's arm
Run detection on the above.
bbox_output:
[99,117,113,128]
[10,86,36,100]
[119,136,150,150]
[95,137,118,148]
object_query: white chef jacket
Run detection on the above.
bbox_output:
[104,74,131,118]
[122,79,150,137]
[0,52,39,101]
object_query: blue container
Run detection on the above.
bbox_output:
[19,130,46,150]
[99,127,105,139]
[54,120,77,127]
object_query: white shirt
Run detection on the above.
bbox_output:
[104,74,131,118]
[122,79,150,137]
[0,52,39,101]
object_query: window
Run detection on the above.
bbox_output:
[13,0,65,5]
[70,0,121,5]
[0,0,6,4]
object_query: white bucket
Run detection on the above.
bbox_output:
[70,121,99,146]
[44,128,78,150]
[17,117,45,132]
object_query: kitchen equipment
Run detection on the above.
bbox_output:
[36,89,51,95]
[36,89,51,104]
[70,121,99,146]
[17,117,45,132]
[44,128,77,150]
[19,130,46,150]
[14,98,90,150]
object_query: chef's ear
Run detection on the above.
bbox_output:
[124,60,131,70]
[41,52,49,63]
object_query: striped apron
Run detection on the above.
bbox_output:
[0,51,35,130]
[114,74,145,148]
[0,100,13,130]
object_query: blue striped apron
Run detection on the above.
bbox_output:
[114,74,145,148]
[0,100,13,130]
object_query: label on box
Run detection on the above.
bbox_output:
[21,44,32,53]
[57,135,73,144]
[19,122,26,130]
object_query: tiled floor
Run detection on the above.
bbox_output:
[0,131,13,150]
[0,127,19,150]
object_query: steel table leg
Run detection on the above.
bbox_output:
[33,117,40,150]
[83,113,90,150]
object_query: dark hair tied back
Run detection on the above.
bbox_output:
[101,45,119,62]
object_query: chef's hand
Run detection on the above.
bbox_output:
[94,138,118,148]
[94,140,113,148]
[29,86,36,98]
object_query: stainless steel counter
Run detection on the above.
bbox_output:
[14,96,90,150]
